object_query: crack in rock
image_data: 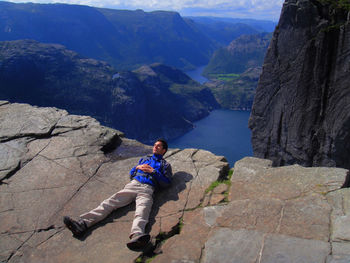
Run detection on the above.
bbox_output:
[275,205,285,233]
[47,158,108,223]
[257,233,267,263]
[6,230,35,262]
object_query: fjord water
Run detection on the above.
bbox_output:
[185,65,208,84]
[168,109,253,167]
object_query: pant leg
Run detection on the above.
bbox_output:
[80,180,139,227]
[130,183,154,237]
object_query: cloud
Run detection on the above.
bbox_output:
[4,0,284,20]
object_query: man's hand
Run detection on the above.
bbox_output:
[136,164,154,173]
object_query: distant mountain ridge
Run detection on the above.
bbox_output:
[184,17,260,46]
[0,1,275,71]
[203,32,272,76]
[0,1,215,71]
[186,16,277,33]
[186,16,276,46]
[0,39,219,143]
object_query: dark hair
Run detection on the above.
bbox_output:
[156,138,168,153]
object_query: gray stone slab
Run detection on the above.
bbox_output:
[203,228,264,263]
[0,138,28,180]
[261,233,330,263]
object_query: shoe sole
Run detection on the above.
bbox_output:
[63,217,85,237]
[127,234,150,250]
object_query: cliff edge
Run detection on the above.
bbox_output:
[249,0,350,168]
[1,101,350,262]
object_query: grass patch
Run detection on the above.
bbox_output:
[208,73,240,82]
[205,180,221,194]
[222,169,234,201]
[204,168,234,201]
[224,169,234,185]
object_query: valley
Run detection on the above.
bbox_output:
[0,1,275,145]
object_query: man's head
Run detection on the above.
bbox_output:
[153,139,168,156]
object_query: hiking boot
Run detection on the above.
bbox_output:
[126,233,150,250]
[63,216,87,237]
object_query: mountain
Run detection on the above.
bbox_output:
[98,8,217,70]
[0,1,216,71]
[184,17,260,46]
[187,16,277,33]
[203,32,271,76]
[205,67,261,110]
[0,39,219,143]
[249,0,350,169]
[186,16,276,46]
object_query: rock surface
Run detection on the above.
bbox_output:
[0,101,228,262]
[154,157,350,263]
[249,0,350,169]
[1,101,350,263]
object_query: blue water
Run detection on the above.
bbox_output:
[168,109,253,167]
[185,65,209,84]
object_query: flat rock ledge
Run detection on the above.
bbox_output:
[154,158,350,263]
[1,101,349,263]
[0,101,229,263]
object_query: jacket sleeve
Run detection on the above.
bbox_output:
[152,161,172,188]
[129,158,144,177]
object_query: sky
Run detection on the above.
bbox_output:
[3,0,285,21]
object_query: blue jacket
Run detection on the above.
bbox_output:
[130,154,172,189]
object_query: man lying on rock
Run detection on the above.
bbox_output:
[63,139,172,250]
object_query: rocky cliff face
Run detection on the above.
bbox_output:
[249,0,350,168]
[1,101,350,262]
[0,40,219,143]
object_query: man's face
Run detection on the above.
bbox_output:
[153,141,166,155]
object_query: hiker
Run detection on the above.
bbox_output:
[63,139,172,250]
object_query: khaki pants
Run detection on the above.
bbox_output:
[80,180,154,237]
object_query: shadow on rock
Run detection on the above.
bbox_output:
[147,171,193,233]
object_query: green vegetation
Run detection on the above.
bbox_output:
[205,180,222,194]
[317,0,350,11]
[205,169,233,193]
[204,169,234,202]
[205,68,259,110]
[316,0,350,33]
[207,73,240,82]
[202,33,271,110]
[223,169,234,201]
[169,83,204,94]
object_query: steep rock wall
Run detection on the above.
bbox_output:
[249,0,350,168]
